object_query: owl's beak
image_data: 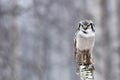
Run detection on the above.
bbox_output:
[83,26,88,30]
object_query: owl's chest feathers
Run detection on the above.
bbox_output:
[76,32,95,50]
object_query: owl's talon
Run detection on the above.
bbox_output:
[87,64,95,70]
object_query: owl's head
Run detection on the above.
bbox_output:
[78,20,95,33]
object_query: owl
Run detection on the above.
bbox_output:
[74,20,95,75]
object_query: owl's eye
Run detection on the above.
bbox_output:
[82,25,87,30]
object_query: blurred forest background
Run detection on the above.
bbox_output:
[0,0,120,80]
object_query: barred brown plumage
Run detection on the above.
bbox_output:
[74,20,95,76]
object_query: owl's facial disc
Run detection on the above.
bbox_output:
[89,23,95,32]
[78,20,95,33]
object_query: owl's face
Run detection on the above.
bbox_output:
[78,20,95,34]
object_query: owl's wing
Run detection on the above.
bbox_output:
[74,38,77,54]
[74,31,78,59]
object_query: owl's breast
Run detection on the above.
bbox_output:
[76,32,95,50]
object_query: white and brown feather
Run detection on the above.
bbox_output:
[74,20,95,71]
